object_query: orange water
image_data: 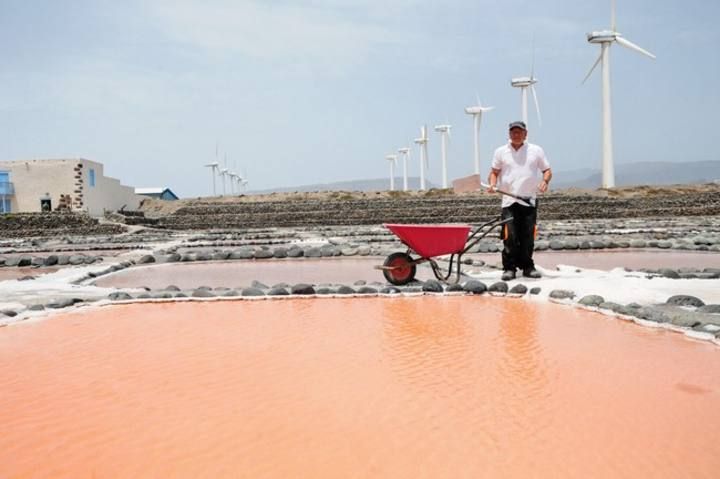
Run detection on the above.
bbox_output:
[1,298,719,478]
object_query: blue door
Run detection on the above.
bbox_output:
[0,171,11,213]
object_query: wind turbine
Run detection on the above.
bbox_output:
[511,45,542,128]
[583,0,655,188]
[203,161,219,196]
[385,154,397,191]
[413,125,429,191]
[228,172,237,195]
[219,168,228,195]
[397,147,411,191]
[464,97,495,175]
[433,125,452,188]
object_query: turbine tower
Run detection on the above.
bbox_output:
[511,44,542,129]
[398,147,411,191]
[385,154,397,191]
[203,161,219,196]
[433,125,452,189]
[219,168,228,195]
[583,0,655,188]
[464,98,495,175]
[413,125,429,191]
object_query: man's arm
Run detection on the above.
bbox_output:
[488,168,501,192]
[538,168,552,193]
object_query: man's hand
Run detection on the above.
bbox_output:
[537,180,549,193]
[487,184,497,193]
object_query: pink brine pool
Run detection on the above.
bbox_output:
[1,298,719,478]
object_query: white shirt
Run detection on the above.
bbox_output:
[491,141,550,207]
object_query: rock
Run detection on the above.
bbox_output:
[634,307,670,323]
[304,247,322,258]
[549,240,565,250]
[340,247,358,256]
[268,287,289,296]
[18,256,32,267]
[138,255,156,264]
[579,295,605,307]
[4,257,19,267]
[192,289,216,298]
[353,280,367,286]
[422,280,444,293]
[462,280,487,294]
[380,286,401,294]
[291,283,316,295]
[272,247,288,259]
[251,280,269,289]
[69,255,85,265]
[657,241,672,249]
[237,248,255,259]
[164,285,181,291]
[564,240,579,250]
[666,295,705,307]
[0,310,18,317]
[488,281,508,293]
[357,245,372,256]
[212,251,230,260]
[534,241,549,251]
[509,284,528,295]
[579,240,592,250]
[108,292,133,301]
[446,283,465,292]
[57,255,70,265]
[336,286,356,295]
[549,289,575,300]
[315,287,334,295]
[18,275,35,281]
[589,240,605,249]
[599,302,629,314]
[159,253,182,263]
[357,286,378,295]
[630,239,647,248]
[529,287,541,295]
[272,282,290,289]
[287,247,304,258]
[320,245,340,257]
[698,304,720,314]
[221,290,239,297]
[659,268,680,279]
[28,304,45,311]
[254,249,273,259]
[241,288,265,297]
[43,255,59,266]
[46,298,78,309]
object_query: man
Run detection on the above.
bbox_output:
[488,121,552,281]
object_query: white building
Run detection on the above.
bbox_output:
[0,158,142,216]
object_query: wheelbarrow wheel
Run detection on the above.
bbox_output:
[383,252,416,286]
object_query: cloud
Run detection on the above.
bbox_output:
[145,0,406,71]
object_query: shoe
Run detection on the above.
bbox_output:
[523,268,542,278]
[501,270,516,281]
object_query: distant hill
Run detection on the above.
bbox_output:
[249,177,439,194]
[247,161,720,194]
[553,161,720,189]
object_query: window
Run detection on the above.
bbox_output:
[89,168,96,187]
[0,198,10,213]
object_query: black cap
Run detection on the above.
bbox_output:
[508,121,527,131]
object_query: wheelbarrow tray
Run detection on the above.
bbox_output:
[384,223,472,258]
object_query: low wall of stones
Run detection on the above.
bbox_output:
[156,192,720,230]
[0,213,126,239]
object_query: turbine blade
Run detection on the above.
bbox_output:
[611,0,617,31]
[616,36,656,59]
[475,92,481,107]
[531,33,536,79]
[582,51,603,85]
[531,85,542,127]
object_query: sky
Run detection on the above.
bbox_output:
[1,0,718,197]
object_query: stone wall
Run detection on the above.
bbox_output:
[155,191,720,230]
[0,213,126,238]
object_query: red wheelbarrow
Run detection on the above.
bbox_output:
[377,216,513,285]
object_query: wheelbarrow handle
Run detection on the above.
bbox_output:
[480,182,533,207]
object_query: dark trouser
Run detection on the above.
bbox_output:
[501,202,537,272]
